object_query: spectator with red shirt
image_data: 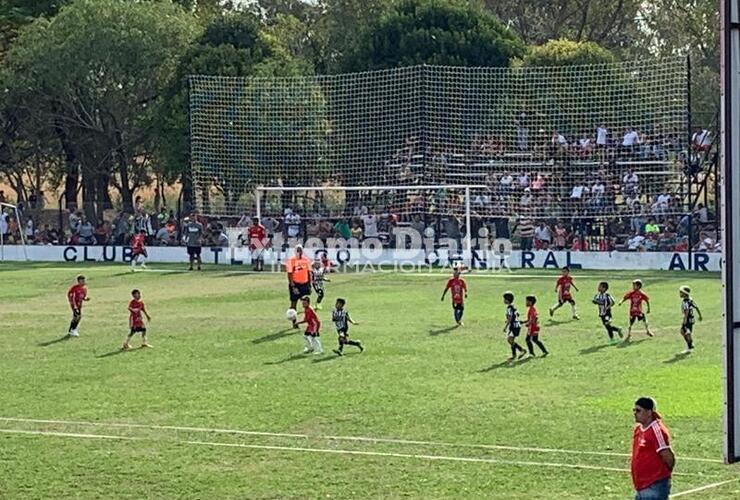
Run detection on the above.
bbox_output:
[296,296,323,355]
[130,229,147,271]
[441,268,468,327]
[631,397,674,500]
[66,275,89,337]
[247,216,268,271]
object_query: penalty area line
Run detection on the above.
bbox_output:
[670,478,740,497]
[0,416,722,464]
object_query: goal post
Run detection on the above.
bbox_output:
[0,202,29,261]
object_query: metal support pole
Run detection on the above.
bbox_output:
[464,187,472,263]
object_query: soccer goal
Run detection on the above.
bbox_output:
[0,202,29,261]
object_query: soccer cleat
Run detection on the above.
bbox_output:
[141,263,147,269]
[302,347,313,354]
[69,330,79,337]
[506,357,515,364]
[549,308,554,317]
[122,343,130,350]
[616,328,624,338]
[572,314,580,320]
[313,350,324,355]
[609,338,619,346]
[541,351,549,358]
[646,330,654,337]
[315,304,323,311]
[457,321,464,327]
[333,349,343,356]
[141,343,152,348]
[358,343,364,353]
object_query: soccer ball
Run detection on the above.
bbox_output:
[286,308,298,321]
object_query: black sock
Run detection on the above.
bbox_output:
[347,340,361,348]
[533,338,548,354]
[510,345,517,357]
[605,326,614,339]
[525,337,535,355]
[514,342,525,353]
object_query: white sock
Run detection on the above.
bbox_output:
[571,305,577,315]
[312,337,323,353]
[303,335,312,350]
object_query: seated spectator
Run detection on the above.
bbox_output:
[284,208,301,238]
[627,231,646,251]
[517,172,530,190]
[362,211,379,238]
[644,218,660,235]
[334,218,351,240]
[69,210,82,233]
[533,222,552,250]
[622,170,639,197]
[306,217,320,238]
[350,219,363,241]
[520,188,533,208]
[553,222,568,250]
[76,217,95,245]
[155,225,170,246]
[94,222,110,245]
[531,172,545,191]
[570,233,585,251]
[318,218,332,241]
[217,229,229,247]
[24,219,34,244]
[692,128,712,153]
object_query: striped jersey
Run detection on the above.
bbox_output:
[506,304,520,330]
[332,308,351,332]
[311,268,326,291]
[593,292,615,317]
[681,298,698,325]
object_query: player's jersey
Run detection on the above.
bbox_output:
[303,306,320,333]
[128,299,146,329]
[67,284,87,310]
[681,298,698,325]
[527,306,540,335]
[183,222,203,247]
[556,275,574,299]
[286,256,311,285]
[624,290,649,317]
[332,308,351,332]
[131,234,146,252]
[247,224,267,250]
[445,277,467,305]
[593,292,615,317]
[311,268,326,292]
[506,304,520,331]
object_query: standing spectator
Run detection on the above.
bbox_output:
[112,213,131,246]
[284,208,302,239]
[623,170,639,198]
[76,216,95,245]
[515,215,535,251]
[691,128,712,153]
[517,172,530,190]
[533,222,552,250]
[134,210,153,237]
[69,210,82,233]
[24,219,34,243]
[622,127,639,157]
[410,214,425,239]
[362,211,379,239]
[236,212,251,228]
[596,123,608,150]
[631,397,674,500]
[515,111,529,151]
[553,222,568,250]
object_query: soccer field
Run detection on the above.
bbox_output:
[1,263,738,499]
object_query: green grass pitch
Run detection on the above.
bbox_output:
[1,263,739,499]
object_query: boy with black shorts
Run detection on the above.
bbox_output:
[619,279,653,342]
[66,275,89,337]
[332,298,363,356]
[524,295,548,357]
[311,260,330,310]
[123,289,152,350]
[182,216,203,271]
[679,285,702,354]
[549,266,579,320]
[503,292,528,363]
[441,268,467,327]
[592,282,623,344]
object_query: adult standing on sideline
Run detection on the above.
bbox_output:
[631,397,674,500]
[286,244,312,327]
[182,215,204,271]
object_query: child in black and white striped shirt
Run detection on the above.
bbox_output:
[332,298,363,356]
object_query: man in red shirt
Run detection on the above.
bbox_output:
[247,217,268,272]
[296,296,323,355]
[524,295,548,357]
[130,229,148,271]
[441,268,468,327]
[631,397,674,499]
[549,266,580,320]
[619,279,654,342]
[66,275,89,337]
[123,289,152,350]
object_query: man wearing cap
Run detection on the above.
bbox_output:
[286,244,312,327]
[631,397,675,500]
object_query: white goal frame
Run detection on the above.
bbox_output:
[0,202,29,261]
[255,184,487,258]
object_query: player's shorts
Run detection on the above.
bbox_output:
[527,328,539,337]
[290,282,311,302]
[304,330,320,337]
[312,282,325,295]
[250,248,265,260]
[629,313,646,325]
[337,328,349,341]
[453,302,464,311]
[507,326,521,338]
[130,326,146,334]
[71,308,82,317]
[600,313,613,325]
[187,246,202,257]
[558,294,575,305]
[681,322,694,333]
[132,249,148,258]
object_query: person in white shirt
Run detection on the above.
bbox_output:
[534,222,552,250]
[628,232,646,251]
[622,127,639,157]
[570,185,587,199]
[362,212,378,238]
[518,172,530,189]
[284,209,301,238]
[591,181,605,198]
[500,173,514,191]
[623,171,639,197]
[692,128,712,152]
[596,124,608,147]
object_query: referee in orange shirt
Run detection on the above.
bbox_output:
[286,244,312,327]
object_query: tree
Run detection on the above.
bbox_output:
[483,0,642,51]
[343,0,526,71]
[5,0,199,216]
[519,39,615,67]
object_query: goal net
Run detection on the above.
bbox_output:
[190,58,691,251]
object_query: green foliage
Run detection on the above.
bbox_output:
[343,0,526,71]
[519,39,615,67]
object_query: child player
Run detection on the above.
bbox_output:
[311,260,330,310]
[503,292,528,363]
[332,298,363,356]
[130,229,148,271]
[524,295,548,357]
[296,296,323,355]
[66,275,89,337]
[619,279,653,342]
[679,285,702,354]
[592,282,623,344]
[123,289,152,350]
[440,268,468,327]
[549,266,579,320]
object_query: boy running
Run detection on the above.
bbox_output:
[592,282,623,344]
[130,229,148,271]
[549,267,580,320]
[679,286,702,354]
[66,275,89,337]
[123,289,152,350]
[440,268,468,327]
[619,279,653,341]
[296,296,323,355]
[524,296,548,357]
[332,298,363,356]
[311,260,330,310]
[503,292,528,363]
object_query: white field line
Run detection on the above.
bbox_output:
[0,428,140,441]
[670,478,740,497]
[0,416,723,464]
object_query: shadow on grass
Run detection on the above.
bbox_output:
[252,328,296,345]
[664,352,692,364]
[428,325,458,336]
[579,343,614,355]
[616,339,649,349]
[97,347,141,358]
[38,335,71,347]
[264,353,306,365]
[312,354,341,364]
[546,318,573,326]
